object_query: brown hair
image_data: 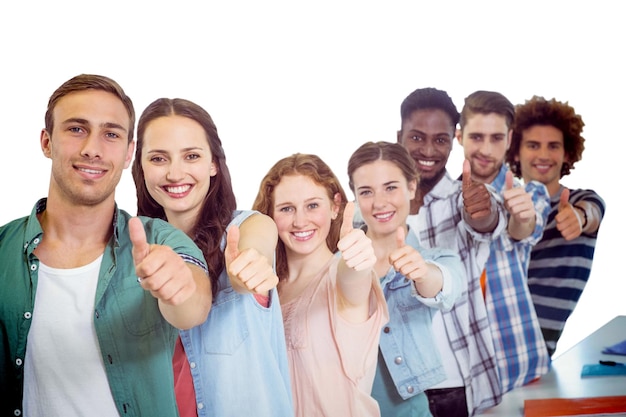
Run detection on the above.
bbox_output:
[45,74,135,143]
[507,95,585,178]
[347,141,419,193]
[252,153,347,280]
[132,98,237,296]
[459,90,515,130]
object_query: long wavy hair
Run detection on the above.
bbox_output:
[132,98,236,296]
[252,153,347,280]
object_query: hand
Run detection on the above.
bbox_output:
[225,224,279,294]
[130,217,196,305]
[388,226,429,284]
[336,201,376,271]
[502,170,535,224]
[555,188,583,240]
[462,159,493,220]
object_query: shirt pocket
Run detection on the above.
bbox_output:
[112,273,162,336]
[201,287,250,354]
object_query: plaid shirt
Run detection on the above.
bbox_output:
[406,171,505,415]
[483,165,552,394]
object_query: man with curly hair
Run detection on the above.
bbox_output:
[505,96,606,356]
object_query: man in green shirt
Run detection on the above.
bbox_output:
[0,74,212,416]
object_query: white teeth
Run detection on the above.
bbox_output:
[536,165,550,170]
[418,160,435,167]
[293,231,313,238]
[78,168,103,174]
[374,212,393,220]
[165,185,191,194]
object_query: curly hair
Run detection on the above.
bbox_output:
[252,153,347,280]
[132,98,237,297]
[507,96,585,178]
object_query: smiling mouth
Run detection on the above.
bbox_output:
[77,167,105,175]
[292,230,314,239]
[418,160,435,167]
[164,185,191,194]
[374,211,394,221]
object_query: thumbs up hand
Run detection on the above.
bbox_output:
[388,226,429,284]
[130,217,196,305]
[502,170,534,225]
[461,159,493,220]
[225,224,279,294]
[336,202,376,271]
[555,188,583,240]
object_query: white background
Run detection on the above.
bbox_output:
[1,1,622,358]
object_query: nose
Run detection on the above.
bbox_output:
[417,140,434,157]
[372,192,386,209]
[292,209,307,228]
[166,160,185,182]
[80,133,102,159]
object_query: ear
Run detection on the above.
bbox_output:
[455,128,463,145]
[396,130,402,143]
[332,192,342,218]
[210,160,218,177]
[40,129,52,158]
[124,140,135,169]
[408,178,418,199]
[506,129,513,150]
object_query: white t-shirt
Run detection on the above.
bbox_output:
[23,255,120,416]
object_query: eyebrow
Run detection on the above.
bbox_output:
[145,147,205,154]
[61,118,128,133]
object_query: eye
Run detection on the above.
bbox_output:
[149,155,166,163]
[307,202,319,210]
[358,189,372,197]
[386,185,398,192]
[68,126,84,134]
[105,132,121,139]
[186,153,201,161]
[410,135,423,142]
[279,206,294,213]
[435,136,450,144]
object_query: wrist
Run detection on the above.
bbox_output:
[574,205,588,230]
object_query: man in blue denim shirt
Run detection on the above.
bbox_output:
[0,74,212,417]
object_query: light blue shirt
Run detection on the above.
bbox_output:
[372,227,463,415]
[180,210,293,417]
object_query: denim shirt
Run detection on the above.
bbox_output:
[180,210,294,417]
[0,199,207,417]
[377,228,463,399]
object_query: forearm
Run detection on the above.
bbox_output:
[413,263,443,298]
[160,265,212,329]
[507,214,536,241]
[336,261,374,323]
[574,201,602,234]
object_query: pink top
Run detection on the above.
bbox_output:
[282,256,388,417]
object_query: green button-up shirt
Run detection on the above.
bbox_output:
[0,199,207,416]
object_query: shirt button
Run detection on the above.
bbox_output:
[95,311,100,319]
[13,409,21,416]
[33,238,40,245]
[407,385,414,394]
[24,312,32,319]
[190,362,197,369]
[383,327,390,333]
[30,264,37,271]
[394,356,403,365]
[197,403,204,410]
[15,358,23,366]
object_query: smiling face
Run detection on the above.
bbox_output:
[458,112,511,184]
[271,174,339,260]
[41,89,134,208]
[398,108,455,190]
[351,159,416,237]
[516,124,566,196]
[140,115,217,230]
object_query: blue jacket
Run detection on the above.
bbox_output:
[180,210,294,417]
[377,228,464,398]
